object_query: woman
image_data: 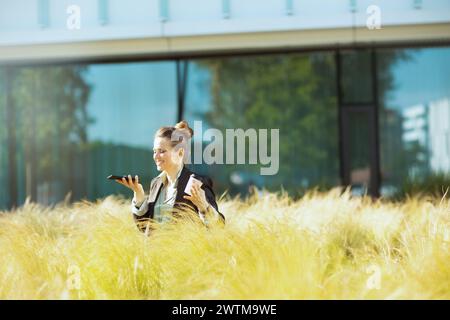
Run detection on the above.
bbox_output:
[116,120,225,233]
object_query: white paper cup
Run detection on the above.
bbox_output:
[184,174,202,196]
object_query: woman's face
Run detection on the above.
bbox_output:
[153,137,183,172]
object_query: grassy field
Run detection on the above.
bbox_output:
[0,188,449,299]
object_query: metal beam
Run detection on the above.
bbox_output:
[176,60,188,122]
[371,48,381,197]
[5,67,17,208]
[335,51,346,188]
[2,24,450,64]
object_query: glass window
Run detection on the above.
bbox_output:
[8,61,177,206]
[340,50,374,105]
[342,108,376,196]
[377,47,450,196]
[183,53,340,196]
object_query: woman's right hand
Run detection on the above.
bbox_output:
[115,175,145,203]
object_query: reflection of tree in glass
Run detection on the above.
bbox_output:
[12,66,92,201]
[199,51,411,196]
[199,54,339,195]
[377,50,415,189]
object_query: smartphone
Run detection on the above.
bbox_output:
[107,175,137,182]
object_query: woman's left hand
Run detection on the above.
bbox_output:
[183,182,209,213]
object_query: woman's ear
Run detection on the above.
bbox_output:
[178,147,184,160]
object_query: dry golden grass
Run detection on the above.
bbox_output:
[0,188,449,299]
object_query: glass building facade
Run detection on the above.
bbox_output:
[378,47,450,196]
[1,45,450,209]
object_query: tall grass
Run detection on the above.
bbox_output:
[0,188,448,299]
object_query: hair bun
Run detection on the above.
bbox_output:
[174,120,194,138]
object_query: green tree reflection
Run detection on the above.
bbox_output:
[12,66,92,202]
[199,54,339,195]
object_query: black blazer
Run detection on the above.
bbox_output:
[133,166,225,232]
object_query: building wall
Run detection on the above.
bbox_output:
[1,2,450,208]
[1,0,450,63]
[1,45,450,209]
